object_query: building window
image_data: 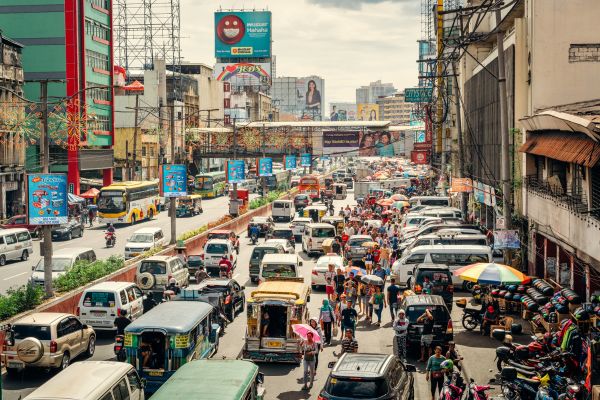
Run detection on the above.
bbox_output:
[141,146,147,157]
[85,19,110,42]
[89,0,109,10]
[86,81,111,102]
[85,49,110,71]
[89,115,110,132]
[149,146,155,157]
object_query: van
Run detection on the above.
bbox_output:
[272,200,294,222]
[30,248,96,286]
[408,196,451,208]
[0,228,33,265]
[259,253,303,282]
[404,233,488,254]
[23,361,144,400]
[301,223,336,256]
[408,264,454,309]
[391,244,492,288]
[202,239,237,276]
[78,282,145,331]
[399,295,453,349]
[124,227,166,259]
[249,244,286,282]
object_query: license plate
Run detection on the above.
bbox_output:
[131,253,140,257]
[92,312,105,317]
[8,361,23,368]
[147,370,164,377]
[266,341,283,348]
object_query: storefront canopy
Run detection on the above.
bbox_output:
[68,193,85,204]
[519,132,600,167]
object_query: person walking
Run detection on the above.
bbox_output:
[340,299,357,339]
[426,346,446,400]
[418,308,435,361]
[365,284,375,323]
[372,285,386,325]
[445,341,463,371]
[308,319,323,369]
[333,268,346,299]
[357,280,366,315]
[364,249,374,274]
[387,278,401,321]
[88,208,94,227]
[301,332,318,390]
[319,299,335,345]
[393,309,409,360]
[379,243,390,272]
[325,264,336,301]
[340,328,358,354]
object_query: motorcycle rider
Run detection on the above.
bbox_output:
[106,222,116,234]
[166,278,181,295]
[105,223,116,246]
[229,232,240,254]
[249,223,260,244]
[114,309,132,336]
[218,255,233,278]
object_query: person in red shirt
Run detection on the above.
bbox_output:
[218,255,233,278]
[373,245,381,265]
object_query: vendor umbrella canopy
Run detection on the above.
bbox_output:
[346,265,366,277]
[361,274,384,286]
[292,324,321,343]
[80,188,100,198]
[392,200,410,209]
[455,262,531,285]
[67,193,85,204]
[376,199,393,207]
[390,194,408,201]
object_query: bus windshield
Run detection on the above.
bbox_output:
[97,191,125,212]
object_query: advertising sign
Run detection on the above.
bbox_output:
[27,173,68,225]
[450,178,473,193]
[215,11,271,58]
[162,164,187,197]
[474,181,485,203]
[214,62,271,87]
[357,103,379,121]
[405,87,433,103]
[257,157,273,177]
[323,130,408,158]
[285,155,297,170]
[322,131,359,155]
[493,230,521,250]
[411,150,429,165]
[296,77,323,120]
[301,153,312,167]
[226,160,245,183]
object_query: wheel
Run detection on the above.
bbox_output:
[67,231,72,241]
[496,358,504,372]
[79,228,84,238]
[85,335,96,357]
[59,353,70,370]
[0,255,6,266]
[21,250,28,261]
[462,314,478,331]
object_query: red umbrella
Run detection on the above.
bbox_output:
[80,188,100,199]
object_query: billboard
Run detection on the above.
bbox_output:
[226,160,246,183]
[323,130,406,157]
[357,103,379,121]
[493,230,521,250]
[411,150,429,164]
[296,77,323,120]
[214,62,271,87]
[285,155,297,170]
[405,87,433,103]
[330,103,356,121]
[27,174,68,225]
[214,11,271,58]
[162,165,187,197]
[301,153,312,167]
[257,158,273,177]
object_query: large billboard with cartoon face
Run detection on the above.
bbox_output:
[215,11,271,58]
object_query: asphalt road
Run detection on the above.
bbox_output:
[2,190,503,400]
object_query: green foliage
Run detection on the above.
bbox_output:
[177,225,208,241]
[53,256,125,293]
[249,190,284,210]
[140,245,164,258]
[0,285,44,320]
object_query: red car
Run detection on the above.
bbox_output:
[1,215,40,237]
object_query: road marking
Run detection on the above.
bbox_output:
[233,273,240,280]
[4,271,29,281]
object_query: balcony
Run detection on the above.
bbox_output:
[524,175,590,216]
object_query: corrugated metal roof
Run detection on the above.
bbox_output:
[519,132,600,167]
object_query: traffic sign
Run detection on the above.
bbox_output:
[405,87,433,103]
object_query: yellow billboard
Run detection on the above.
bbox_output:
[357,103,379,121]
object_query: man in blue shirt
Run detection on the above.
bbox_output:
[373,264,387,281]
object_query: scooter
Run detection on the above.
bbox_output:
[114,335,126,361]
[466,379,491,400]
[250,232,258,245]
[105,231,116,248]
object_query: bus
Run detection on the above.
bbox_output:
[265,169,291,191]
[298,174,323,200]
[97,181,159,225]
[194,171,226,198]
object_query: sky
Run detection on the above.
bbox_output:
[180,0,421,106]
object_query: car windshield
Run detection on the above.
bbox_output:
[262,264,296,277]
[206,243,229,254]
[34,257,72,272]
[82,291,116,307]
[348,238,370,247]
[128,233,153,243]
[416,270,451,285]
[325,378,388,399]
[252,248,277,260]
[97,191,126,213]
[140,261,167,275]
[208,233,229,240]
[272,230,292,239]
[12,325,51,341]
[313,228,335,238]
[188,255,203,262]
[406,305,449,323]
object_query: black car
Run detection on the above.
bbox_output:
[51,220,84,240]
[293,194,310,210]
[271,227,295,244]
[247,216,274,237]
[175,278,245,323]
[320,353,415,400]
[343,177,354,189]
[399,294,453,350]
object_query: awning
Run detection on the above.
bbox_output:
[68,193,85,204]
[519,132,600,167]
[80,188,100,198]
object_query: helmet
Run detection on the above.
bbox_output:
[440,360,454,370]
[168,278,177,285]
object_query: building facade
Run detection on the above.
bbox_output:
[376,92,412,125]
[355,80,396,105]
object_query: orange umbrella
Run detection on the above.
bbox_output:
[390,194,408,201]
[376,199,393,207]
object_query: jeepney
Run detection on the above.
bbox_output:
[302,204,328,223]
[244,278,311,364]
[176,195,203,217]
[333,183,347,200]
[322,216,345,235]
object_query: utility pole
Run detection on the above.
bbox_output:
[132,94,140,181]
[40,80,53,298]
[232,117,238,202]
[169,103,176,245]
[436,0,444,157]
[496,7,512,230]
[453,60,468,218]
[261,123,267,197]
[125,140,130,180]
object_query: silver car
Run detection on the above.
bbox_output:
[345,235,373,260]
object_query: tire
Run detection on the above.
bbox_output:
[497,358,504,372]
[21,250,28,261]
[462,314,478,331]
[79,228,84,238]
[0,255,6,266]
[67,231,72,241]
[85,335,96,357]
[59,353,70,370]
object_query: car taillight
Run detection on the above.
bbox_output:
[75,306,80,316]
[225,295,231,305]
[317,395,328,400]
[447,319,453,334]
[50,340,58,353]
[201,254,204,259]
[312,270,318,276]
[447,284,454,293]
[230,254,233,261]
[414,284,422,293]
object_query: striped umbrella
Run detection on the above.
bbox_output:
[390,194,409,201]
[454,262,530,285]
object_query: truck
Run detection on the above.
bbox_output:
[354,181,382,199]
[378,178,412,190]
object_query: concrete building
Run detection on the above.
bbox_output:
[0,34,25,218]
[376,92,412,125]
[355,80,396,105]
[228,91,274,122]
[0,0,116,194]
[272,76,325,120]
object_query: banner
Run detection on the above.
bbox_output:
[323,130,404,157]
[285,155,297,170]
[214,11,271,58]
[405,87,433,103]
[162,165,187,197]
[451,178,473,193]
[226,160,245,183]
[473,181,485,203]
[357,103,379,121]
[411,150,429,164]
[257,157,273,177]
[493,230,521,249]
[214,62,271,87]
[296,77,323,120]
[27,173,68,225]
[301,153,312,167]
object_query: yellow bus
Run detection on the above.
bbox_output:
[97,181,159,225]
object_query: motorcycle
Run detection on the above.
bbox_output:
[439,372,465,400]
[466,379,491,400]
[105,231,116,248]
[461,307,483,331]
[250,232,258,245]
[114,335,127,361]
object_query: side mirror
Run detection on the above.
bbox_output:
[405,364,417,372]
[407,270,413,276]
[299,261,303,266]
[82,324,89,330]
[256,372,265,384]
[327,361,336,369]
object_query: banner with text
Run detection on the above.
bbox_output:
[162,164,188,197]
[226,160,246,183]
[27,173,68,225]
[301,153,312,167]
[257,157,273,177]
[215,11,271,58]
[285,155,297,170]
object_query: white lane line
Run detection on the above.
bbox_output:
[3,271,29,281]
[233,273,240,280]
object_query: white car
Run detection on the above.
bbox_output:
[311,254,345,288]
[290,217,312,240]
[124,227,166,259]
[265,238,295,254]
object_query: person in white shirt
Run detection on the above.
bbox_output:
[393,309,410,360]
[325,264,336,301]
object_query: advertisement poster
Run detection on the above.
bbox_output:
[162,164,187,197]
[451,178,473,193]
[27,174,68,225]
[285,155,297,170]
[301,153,312,167]
[258,157,273,177]
[214,11,271,58]
[214,62,271,87]
[296,77,323,120]
[493,230,521,250]
[323,130,405,158]
[473,181,485,203]
[226,160,246,183]
[322,131,359,155]
[357,103,379,121]
[411,150,429,165]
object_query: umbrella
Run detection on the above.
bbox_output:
[346,265,366,277]
[455,262,531,285]
[80,188,100,199]
[392,200,410,209]
[377,199,394,207]
[292,324,321,343]
[390,194,408,201]
[361,274,384,286]
[361,241,378,249]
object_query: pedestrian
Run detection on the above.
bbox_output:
[308,319,323,369]
[380,243,390,272]
[445,341,463,371]
[387,278,401,321]
[364,248,374,274]
[333,268,346,299]
[393,309,409,360]
[81,208,88,226]
[373,263,387,282]
[426,346,446,400]
[319,299,335,345]
[366,284,375,323]
[301,332,318,390]
[331,237,341,255]
[88,208,94,227]
[325,264,336,301]
[372,285,386,325]
[357,280,366,315]
[340,328,358,354]
[340,299,357,338]
[344,276,357,306]
[418,308,435,361]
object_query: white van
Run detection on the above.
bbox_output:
[272,200,294,222]
[124,227,166,259]
[408,196,451,208]
[302,223,336,256]
[23,361,144,400]
[0,228,33,265]
[30,248,96,286]
[259,253,303,283]
[391,244,492,288]
[404,233,489,254]
[78,282,145,331]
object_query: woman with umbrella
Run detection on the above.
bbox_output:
[300,331,318,390]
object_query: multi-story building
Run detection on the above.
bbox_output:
[0,34,25,218]
[228,91,273,122]
[376,92,412,125]
[0,0,116,194]
[272,76,325,120]
[355,80,396,105]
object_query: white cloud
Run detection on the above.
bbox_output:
[180,0,420,106]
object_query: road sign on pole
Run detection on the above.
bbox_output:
[405,87,433,103]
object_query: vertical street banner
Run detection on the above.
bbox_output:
[258,157,273,177]
[301,153,312,167]
[226,160,246,183]
[284,155,297,170]
[161,164,188,197]
[27,174,68,225]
